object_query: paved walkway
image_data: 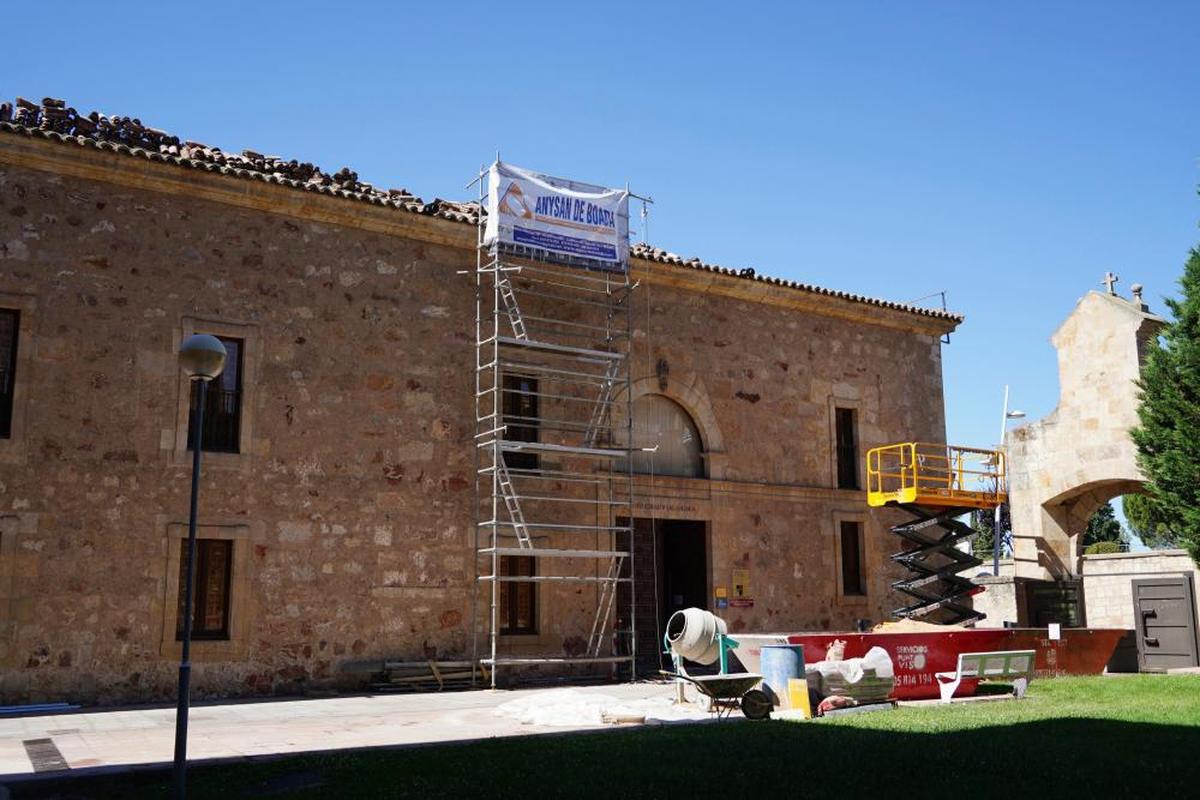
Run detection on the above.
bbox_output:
[0,682,704,779]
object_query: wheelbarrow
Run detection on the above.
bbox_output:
[661,668,772,720]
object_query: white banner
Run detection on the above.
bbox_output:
[483,161,629,270]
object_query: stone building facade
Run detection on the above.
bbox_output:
[0,99,959,704]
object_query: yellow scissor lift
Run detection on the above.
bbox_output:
[867,443,1006,625]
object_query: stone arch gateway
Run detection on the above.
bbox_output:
[1006,286,1164,580]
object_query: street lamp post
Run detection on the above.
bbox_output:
[175,334,227,800]
[994,385,1025,576]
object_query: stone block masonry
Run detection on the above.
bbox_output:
[1081,550,1200,632]
[0,102,959,704]
[0,163,476,703]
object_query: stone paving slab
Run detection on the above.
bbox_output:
[0,682,701,779]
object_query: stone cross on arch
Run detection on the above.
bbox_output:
[1102,271,1119,295]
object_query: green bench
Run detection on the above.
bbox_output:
[936,649,1035,703]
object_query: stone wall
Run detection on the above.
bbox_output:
[0,162,477,703]
[971,571,1020,627]
[0,143,954,704]
[1081,550,1199,631]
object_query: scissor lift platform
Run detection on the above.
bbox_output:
[867,442,1006,511]
[867,443,1006,624]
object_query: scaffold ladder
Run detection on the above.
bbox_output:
[496,271,528,340]
[889,504,985,625]
[583,358,622,447]
[587,555,625,656]
[495,458,532,548]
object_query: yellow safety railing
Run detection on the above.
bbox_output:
[866,442,1006,509]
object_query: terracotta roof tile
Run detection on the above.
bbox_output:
[0,96,961,323]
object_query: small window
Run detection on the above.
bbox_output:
[835,408,859,490]
[0,310,18,439]
[188,336,243,453]
[499,555,537,635]
[840,521,865,596]
[502,374,538,470]
[177,539,233,640]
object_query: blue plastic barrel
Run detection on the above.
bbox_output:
[759,644,805,708]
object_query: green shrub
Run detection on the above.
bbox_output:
[1085,540,1122,555]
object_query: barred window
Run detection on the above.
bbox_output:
[188,336,242,453]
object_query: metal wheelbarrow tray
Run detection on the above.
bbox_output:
[664,670,772,720]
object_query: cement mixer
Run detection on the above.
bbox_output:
[663,607,771,720]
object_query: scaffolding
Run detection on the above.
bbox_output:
[471,168,637,687]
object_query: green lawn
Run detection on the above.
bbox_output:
[14,675,1200,799]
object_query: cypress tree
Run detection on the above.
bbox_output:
[1130,247,1200,565]
[1123,492,1183,550]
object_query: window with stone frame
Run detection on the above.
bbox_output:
[0,309,19,439]
[499,555,537,635]
[502,374,539,470]
[835,407,860,490]
[840,520,866,596]
[176,539,234,640]
[187,336,243,453]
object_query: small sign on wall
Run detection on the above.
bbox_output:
[733,569,751,599]
[731,569,754,608]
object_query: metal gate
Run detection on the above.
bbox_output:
[1132,575,1199,672]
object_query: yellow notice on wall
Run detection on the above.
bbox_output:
[715,586,728,599]
[732,569,751,599]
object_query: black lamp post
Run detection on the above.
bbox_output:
[175,333,227,799]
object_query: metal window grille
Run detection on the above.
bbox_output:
[188,336,243,453]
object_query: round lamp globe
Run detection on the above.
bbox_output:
[179,334,227,381]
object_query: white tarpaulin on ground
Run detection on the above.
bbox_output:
[493,688,706,726]
[484,161,629,271]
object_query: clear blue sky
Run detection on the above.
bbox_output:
[6,1,1199,457]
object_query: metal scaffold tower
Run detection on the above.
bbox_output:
[867,442,1005,625]
[471,166,637,687]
